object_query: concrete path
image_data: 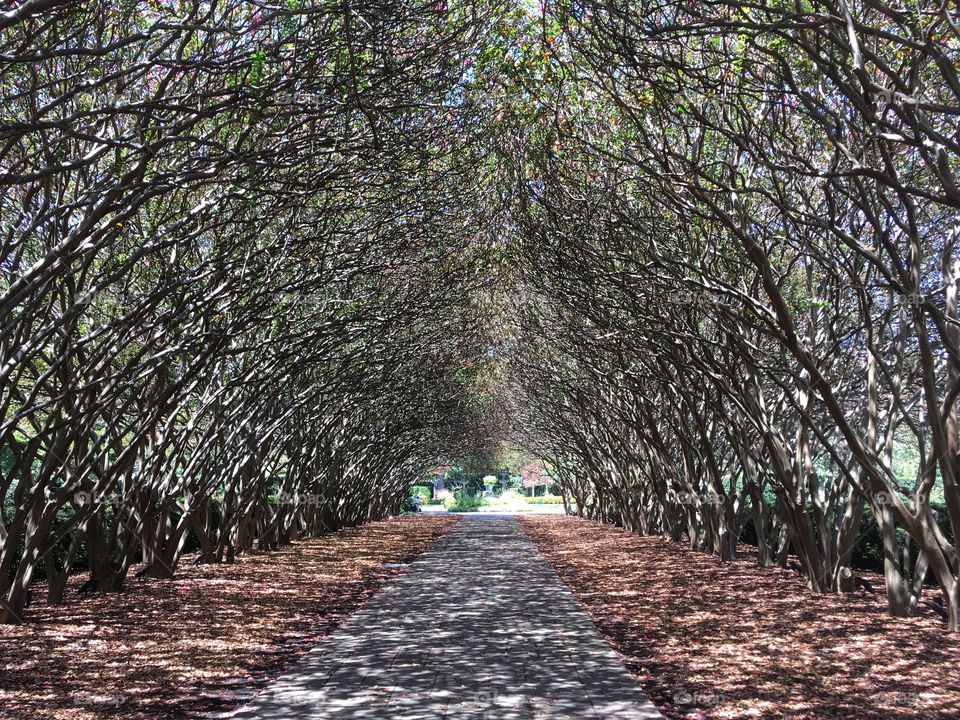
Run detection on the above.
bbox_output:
[233,515,662,719]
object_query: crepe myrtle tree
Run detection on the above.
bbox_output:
[5,0,960,634]
[0,0,507,622]
[493,0,960,629]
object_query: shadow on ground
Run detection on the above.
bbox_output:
[234,515,662,719]
[0,516,457,720]
[519,515,960,720]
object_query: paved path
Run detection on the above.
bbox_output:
[233,515,662,719]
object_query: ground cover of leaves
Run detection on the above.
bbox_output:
[517,515,959,720]
[0,515,458,719]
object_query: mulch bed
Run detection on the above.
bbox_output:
[0,515,458,720]
[517,515,960,720]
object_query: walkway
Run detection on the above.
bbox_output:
[233,515,662,719]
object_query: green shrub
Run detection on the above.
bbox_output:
[408,485,432,502]
[526,494,564,505]
[739,502,953,576]
[445,496,483,512]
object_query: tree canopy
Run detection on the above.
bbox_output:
[3,0,960,631]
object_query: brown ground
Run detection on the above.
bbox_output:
[517,515,960,720]
[0,515,458,720]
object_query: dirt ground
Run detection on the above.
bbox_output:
[0,515,458,719]
[518,514,959,720]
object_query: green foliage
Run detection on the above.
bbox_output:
[444,495,483,512]
[848,504,954,574]
[408,485,432,502]
[526,494,563,505]
[249,49,267,86]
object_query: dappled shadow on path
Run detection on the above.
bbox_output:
[0,516,457,719]
[235,515,662,719]
[519,515,960,720]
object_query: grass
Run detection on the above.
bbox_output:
[444,494,565,512]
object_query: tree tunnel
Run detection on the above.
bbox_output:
[2,0,960,633]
